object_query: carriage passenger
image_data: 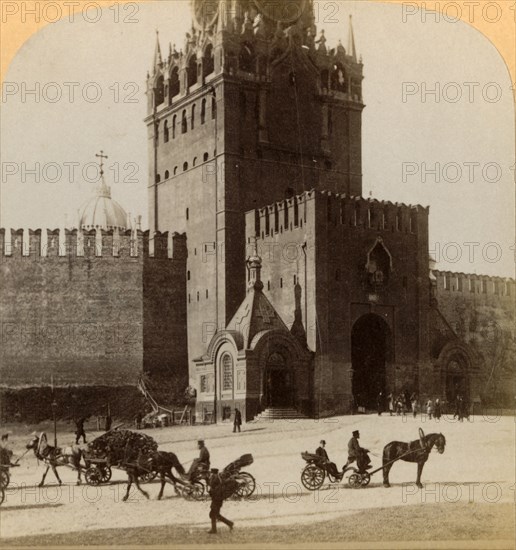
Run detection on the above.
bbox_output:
[186,439,210,480]
[315,440,343,480]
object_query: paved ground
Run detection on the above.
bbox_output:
[0,413,514,546]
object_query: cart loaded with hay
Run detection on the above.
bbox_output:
[83,429,158,486]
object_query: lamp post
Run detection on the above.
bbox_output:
[51,398,58,448]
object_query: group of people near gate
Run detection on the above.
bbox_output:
[314,430,372,481]
[375,391,470,420]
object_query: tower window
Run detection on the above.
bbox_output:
[187,270,190,281]
[172,115,177,139]
[280,278,283,288]
[164,120,169,143]
[181,110,187,134]
[212,96,217,119]
[197,291,200,302]
[191,104,196,130]
[193,157,197,167]
[267,281,270,291]
[206,289,209,299]
[155,174,161,183]
[203,44,214,78]
[183,162,188,171]
[203,152,209,162]
[187,54,198,88]
[164,170,169,179]
[186,208,189,220]
[293,275,297,285]
[170,67,179,98]
[201,98,206,124]
[174,166,178,175]
[188,294,191,303]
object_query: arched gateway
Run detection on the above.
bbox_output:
[351,313,392,409]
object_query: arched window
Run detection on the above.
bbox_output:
[201,98,206,124]
[170,67,180,98]
[239,41,255,72]
[164,170,169,179]
[220,353,234,392]
[203,152,209,162]
[172,114,177,139]
[187,270,190,281]
[193,157,197,167]
[154,74,165,106]
[164,120,169,143]
[203,44,214,78]
[331,63,348,93]
[155,173,161,183]
[186,208,189,220]
[174,166,178,175]
[183,162,188,171]
[181,110,187,134]
[212,95,217,119]
[187,54,198,88]
[191,104,196,130]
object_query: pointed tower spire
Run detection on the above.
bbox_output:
[247,236,263,292]
[348,15,357,62]
[153,30,163,74]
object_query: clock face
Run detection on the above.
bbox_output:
[255,0,307,23]
[193,0,219,28]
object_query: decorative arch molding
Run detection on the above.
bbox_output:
[250,328,312,363]
[365,236,393,271]
[204,330,244,363]
[435,340,476,373]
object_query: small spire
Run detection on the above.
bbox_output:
[95,150,111,198]
[348,15,357,62]
[247,236,263,292]
[153,29,163,73]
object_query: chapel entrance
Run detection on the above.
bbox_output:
[264,352,293,408]
[445,358,469,403]
[351,313,391,410]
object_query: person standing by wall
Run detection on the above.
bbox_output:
[233,408,242,433]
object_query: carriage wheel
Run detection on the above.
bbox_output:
[190,481,205,501]
[235,472,256,498]
[85,466,103,486]
[140,471,157,483]
[0,470,10,489]
[0,487,4,506]
[348,473,362,488]
[360,472,371,487]
[99,466,112,483]
[301,464,325,491]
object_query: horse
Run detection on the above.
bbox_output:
[382,431,446,488]
[26,433,84,486]
[123,450,187,501]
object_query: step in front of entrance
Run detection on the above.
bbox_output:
[252,408,308,421]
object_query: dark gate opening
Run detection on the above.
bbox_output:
[264,352,293,408]
[351,314,391,410]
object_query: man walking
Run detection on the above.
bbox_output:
[377,392,384,416]
[74,416,87,444]
[208,468,235,534]
[233,408,242,433]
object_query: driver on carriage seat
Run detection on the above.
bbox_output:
[343,430,372,473]
[315,440,343,480]
[186,440,211,480]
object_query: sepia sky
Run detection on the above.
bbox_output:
[1,0,514,276]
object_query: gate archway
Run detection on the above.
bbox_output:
[351,313,392,409]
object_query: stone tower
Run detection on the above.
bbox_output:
[145,0,364,366]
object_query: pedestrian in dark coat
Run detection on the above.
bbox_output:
[74,417,87,444]
[233,408,242,433]
[208,468,235,534]
[377,392,384,416]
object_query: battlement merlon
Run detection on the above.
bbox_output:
[0,228,187,260]
[245,189,429,240]
[432,269,515,297]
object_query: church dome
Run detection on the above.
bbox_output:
[79,178,128,231]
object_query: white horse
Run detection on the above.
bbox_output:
[26,432,84,486]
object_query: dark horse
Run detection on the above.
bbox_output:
[123,450,187,501]
[382,431,446,488]
[26,433,83,486]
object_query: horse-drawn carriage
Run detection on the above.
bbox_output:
[189,453,256,501]
[301,430,446,490]
[83,429,158,486]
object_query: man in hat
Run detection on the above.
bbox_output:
[344,430,372,473]
[315,440,342,480]
[74,416,88,444]
[233,408,242,433]
[186,439,211,480]
[208,468,235,534]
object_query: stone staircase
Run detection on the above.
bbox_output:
[252,407,308,421]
